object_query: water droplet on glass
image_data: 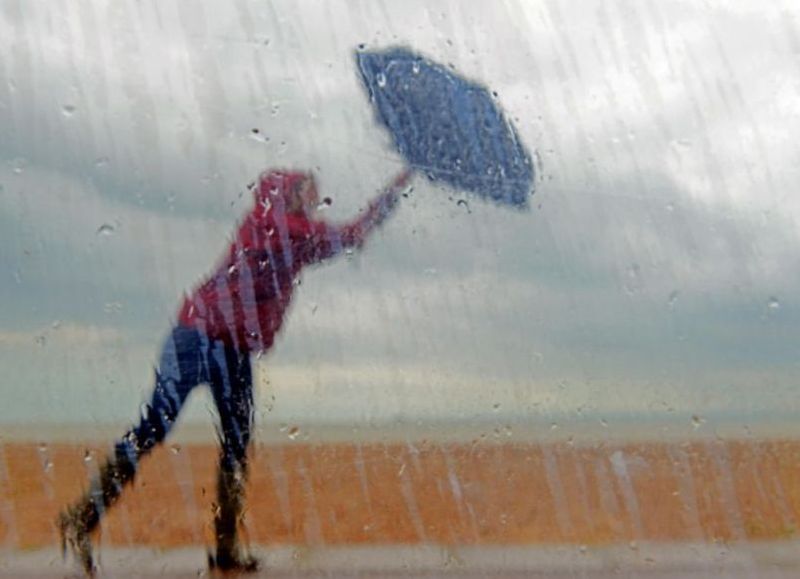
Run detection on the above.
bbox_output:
[768,297,780,310]
[62,104,76,116]
[668,290,679,308]
[38,443,53,471]
[35,335,46,347]
[170,444,181,455]
[492,403,501,411]
[51,320,61,329]
[550,422,559,431]
[94,156,109,168]
[412,61,420,74]
[376,73,387,88]
[287,426,300,440]
[83,450,93,463]
[250,129,269,144]
[96,223,115,236]
[579,545,588,554]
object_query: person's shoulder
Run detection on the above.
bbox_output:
[282,212,314,234]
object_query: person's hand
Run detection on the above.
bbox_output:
[390,168,413,190]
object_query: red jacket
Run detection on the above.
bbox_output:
[177,170,398,352]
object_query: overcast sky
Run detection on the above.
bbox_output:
[0,0,798,430]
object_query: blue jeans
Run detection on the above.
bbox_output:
[115,325,253,472]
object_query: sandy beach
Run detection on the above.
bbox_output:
[1,425,798,551]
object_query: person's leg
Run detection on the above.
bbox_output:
[206,340,258,571]
[57,325,205,574]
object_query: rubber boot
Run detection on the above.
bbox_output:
[210,461,260,573]
[56,453,136,576]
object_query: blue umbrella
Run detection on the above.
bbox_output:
[356,46,534,209]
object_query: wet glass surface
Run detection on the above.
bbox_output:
[1,1,799,576]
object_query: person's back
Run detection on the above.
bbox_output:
[178,171,301,352]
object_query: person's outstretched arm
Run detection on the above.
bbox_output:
[293,169,412,263]
[338,168,412,249]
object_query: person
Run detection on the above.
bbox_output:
[57,168,412,575]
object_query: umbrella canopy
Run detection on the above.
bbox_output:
[356,46,534,209]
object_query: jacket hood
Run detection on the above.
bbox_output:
[255,170,310,207]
